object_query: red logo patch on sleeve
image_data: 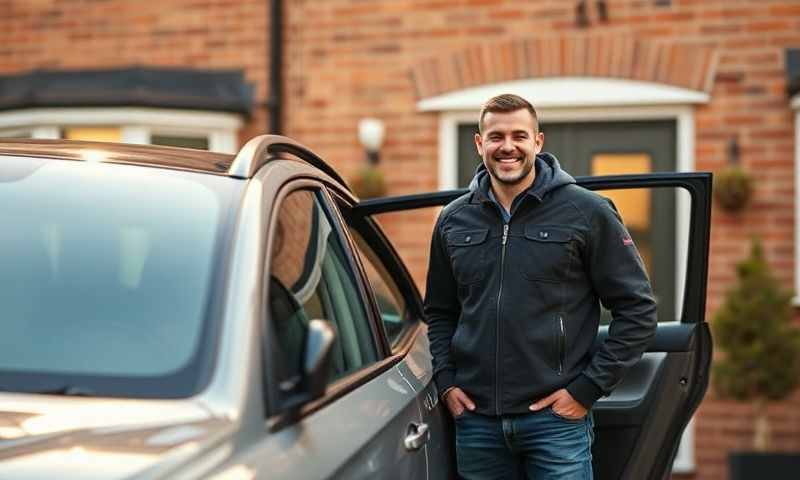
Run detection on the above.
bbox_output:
[622,236,634,246]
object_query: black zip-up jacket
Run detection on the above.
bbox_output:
[424,154,657,415]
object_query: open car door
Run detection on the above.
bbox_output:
[353,172,712,480]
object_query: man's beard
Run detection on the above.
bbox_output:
[485,156,534,185]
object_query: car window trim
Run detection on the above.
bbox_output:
[317,187,392,358]
[262,178,388,419]
[326,188,426,350]
[344,215,422,351]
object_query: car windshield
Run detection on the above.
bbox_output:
[0,155,243,398]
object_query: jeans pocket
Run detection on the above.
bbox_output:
[454,410,470,421]
[548,407,585,423]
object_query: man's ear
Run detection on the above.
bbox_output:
[474,133,484,157]
[534,131,544,154]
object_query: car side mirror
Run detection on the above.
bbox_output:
[302,319,336,400]
[275,319,336,422]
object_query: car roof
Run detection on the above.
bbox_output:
[0,136,352,191]
[0,139,234,175]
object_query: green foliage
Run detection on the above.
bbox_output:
[714,166,753,212]
[713,239,800,402]
[350,166,387,199]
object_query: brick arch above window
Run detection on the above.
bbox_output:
[410,34,718,101]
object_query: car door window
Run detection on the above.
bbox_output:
[267,188,378,394]
[347,227,409,348]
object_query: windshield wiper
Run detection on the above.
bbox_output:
[0,385,96,396]
[38,385,96,396]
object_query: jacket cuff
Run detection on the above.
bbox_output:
[566,374,604,410]
[434,369,455,398]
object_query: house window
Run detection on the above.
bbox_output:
[0,108,241,153]
[0,67,251,151]
[151,134,210,150]
[0,129,33,139]
[63,127,122,143]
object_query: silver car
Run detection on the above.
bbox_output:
[0,136,712,479]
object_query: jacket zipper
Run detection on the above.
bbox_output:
[495,223,509,415]
[557,315,566,376]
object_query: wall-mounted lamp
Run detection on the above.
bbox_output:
[353,118,387,199]
[358,118,385,166]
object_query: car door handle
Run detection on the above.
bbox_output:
[404,422,429,451]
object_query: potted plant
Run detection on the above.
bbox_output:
[714,165,753,212]
[714,137,753,213]
[350,164,387,199]
[713,238,800,479]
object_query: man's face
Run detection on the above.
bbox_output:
[475,109,544,186]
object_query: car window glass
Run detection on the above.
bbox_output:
[0,156,241,397]
[267,189,378,393]
[346,228,409,348]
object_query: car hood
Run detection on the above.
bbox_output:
[0,393,237,480]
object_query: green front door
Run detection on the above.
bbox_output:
[457,120,678,323]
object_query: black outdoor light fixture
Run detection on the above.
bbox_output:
[576,1,589,28]
[596,0,608,22]
[728,136,740,166]
[576,0,608,27]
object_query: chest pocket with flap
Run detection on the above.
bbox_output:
[518,225,574,282]
[446,229,489,285]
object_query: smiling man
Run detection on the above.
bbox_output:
[423,94,657,479]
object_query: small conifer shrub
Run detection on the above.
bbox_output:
[713,239,800,451]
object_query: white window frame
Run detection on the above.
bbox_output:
[793,95,800,305]
[0,126,60,139]
[0,107,242,153]
[422,77,707,474]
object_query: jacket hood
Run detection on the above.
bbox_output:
[468,152,575,200]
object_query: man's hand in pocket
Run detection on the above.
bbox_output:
[443,387,476,418]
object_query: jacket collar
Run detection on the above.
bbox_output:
[468,157,547,205]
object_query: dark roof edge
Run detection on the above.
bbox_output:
[0,67,254,116]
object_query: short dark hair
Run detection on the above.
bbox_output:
[478,94,539,134]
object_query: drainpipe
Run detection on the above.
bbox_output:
[268,0,283,134]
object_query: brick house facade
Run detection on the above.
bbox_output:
[2,1,800,478]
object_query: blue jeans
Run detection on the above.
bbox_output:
[455,408,594,480]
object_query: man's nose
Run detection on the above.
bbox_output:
[500,137,515,151]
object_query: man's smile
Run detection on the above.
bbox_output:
[495,156,522,163]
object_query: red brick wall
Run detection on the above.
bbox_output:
[284,2,800,479]
[3,1,800,478]
[0,0,271,141]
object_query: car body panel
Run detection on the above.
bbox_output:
[250,167,431,478]
[224,362,425,480]
[0,395,236,480]
[396,325,454,480]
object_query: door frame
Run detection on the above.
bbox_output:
[437,105,697,473]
